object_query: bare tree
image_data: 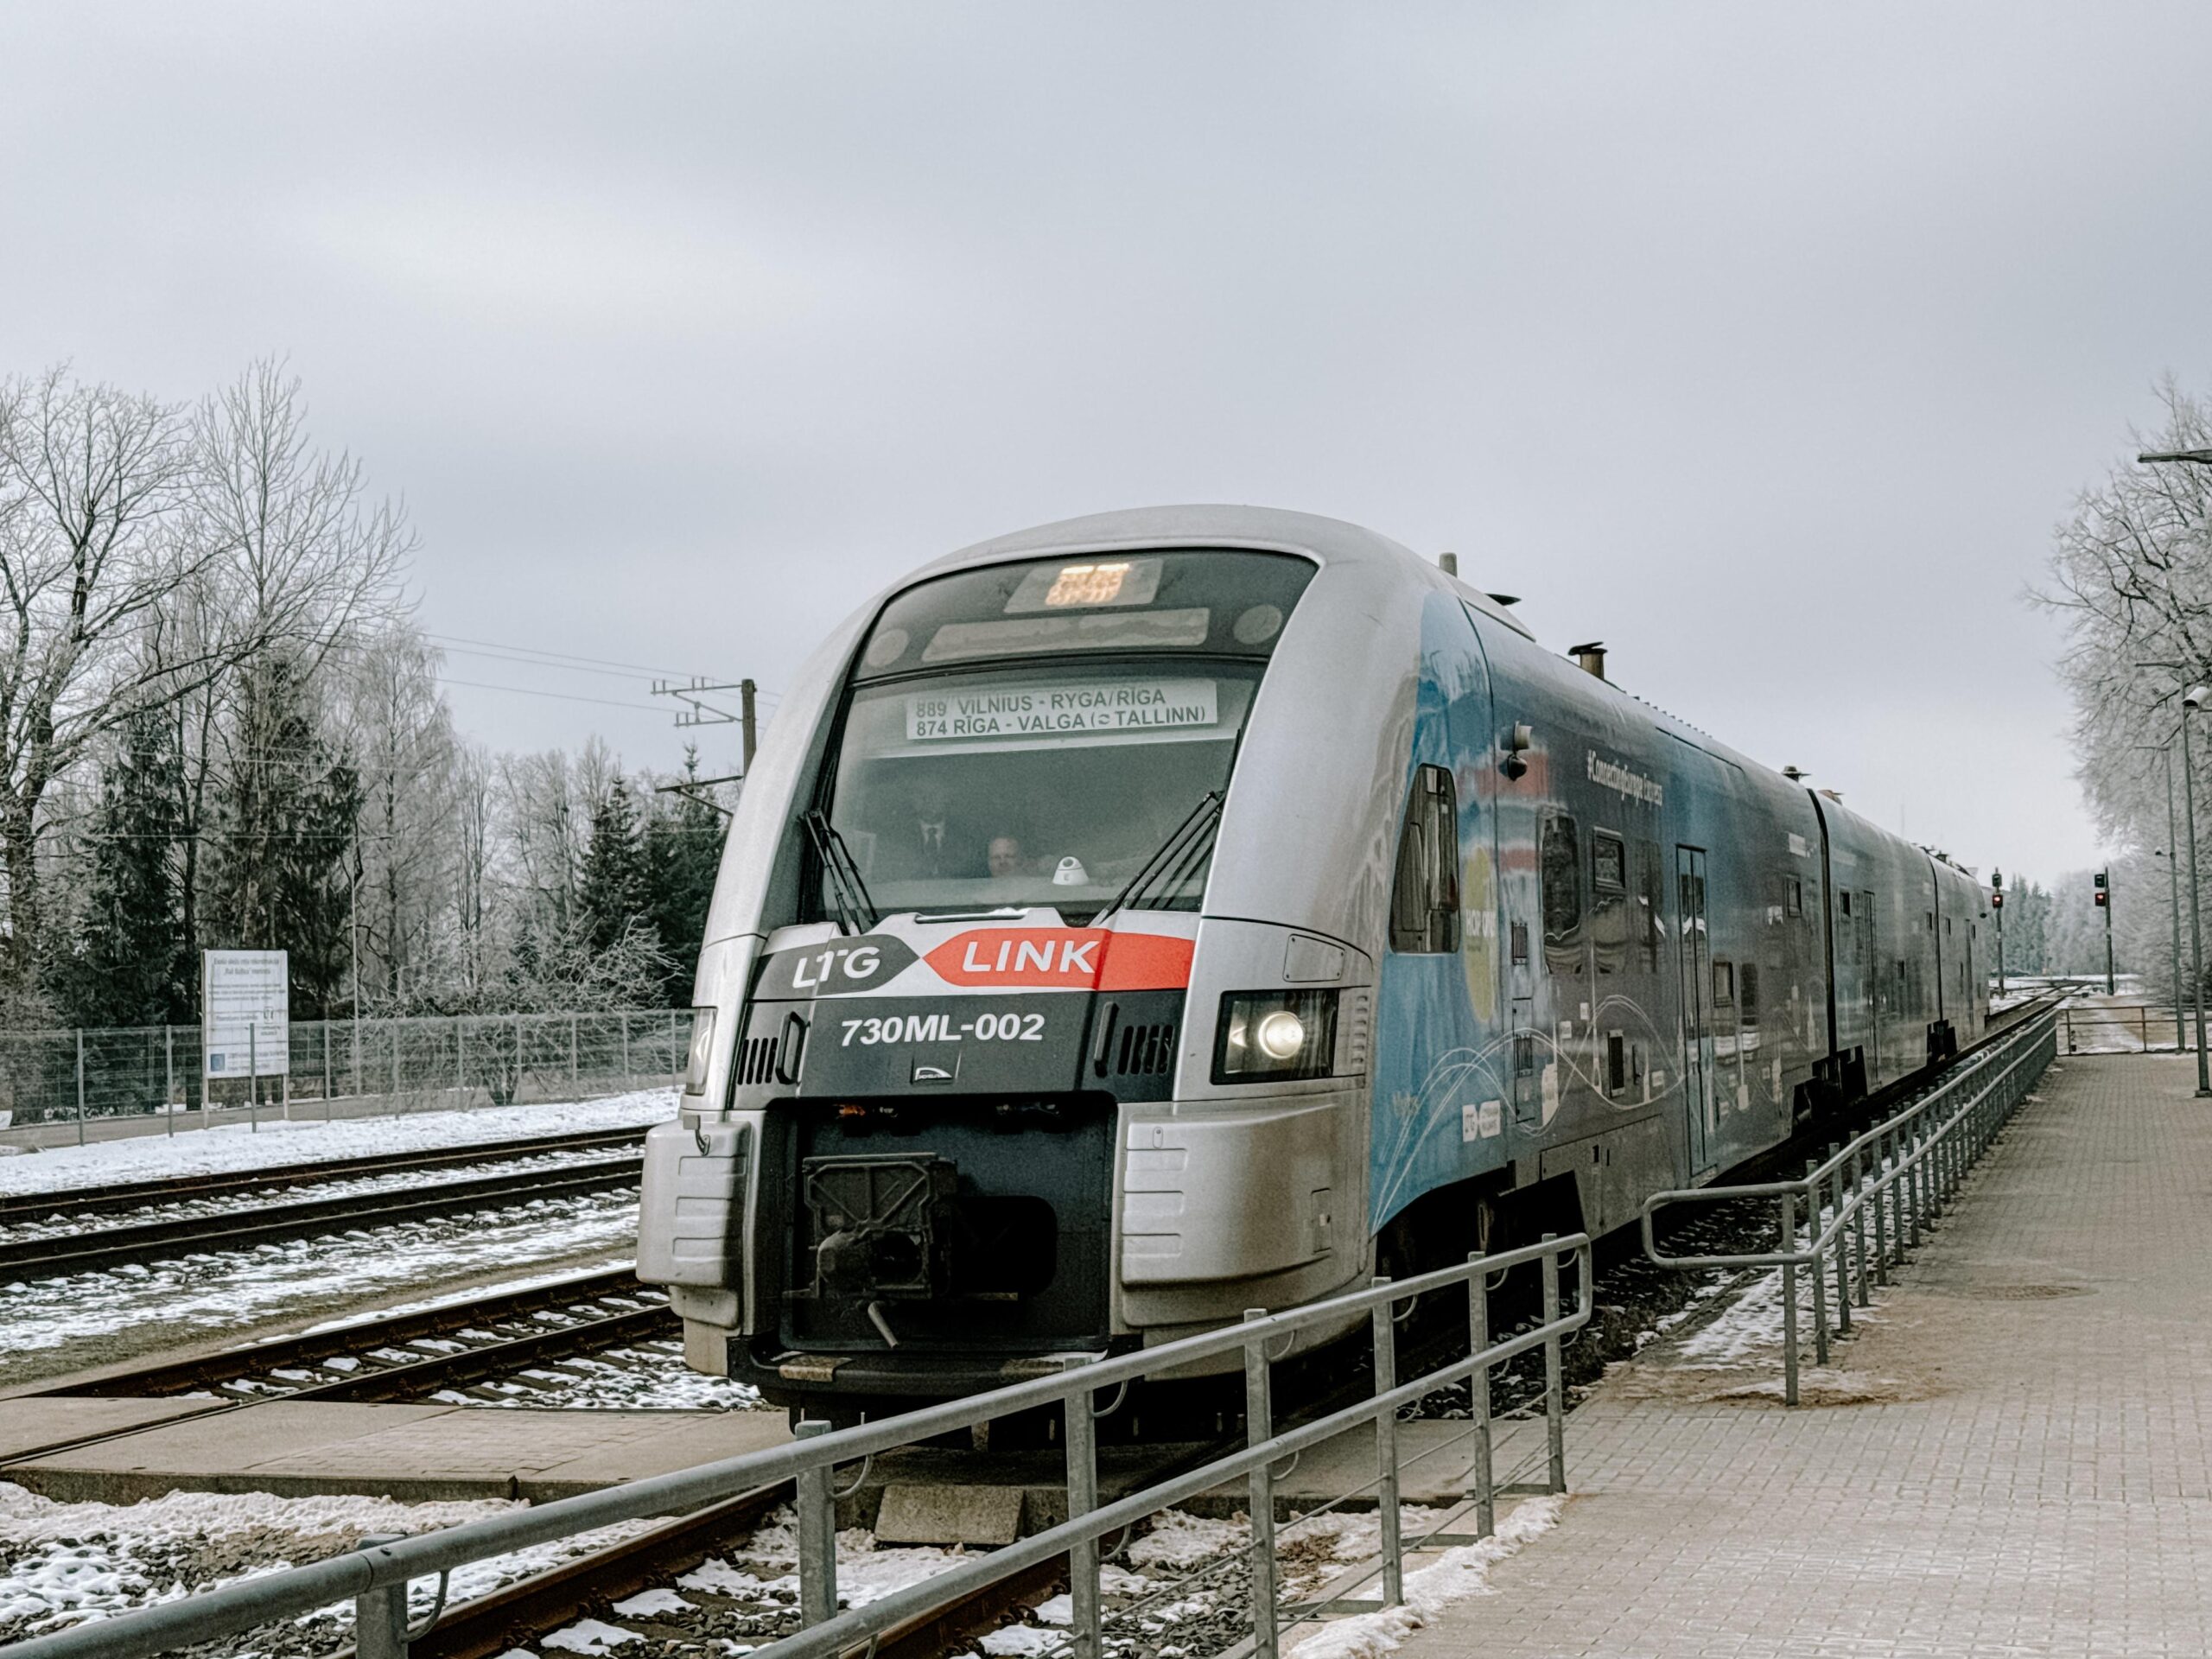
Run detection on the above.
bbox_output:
[0,367,194,986]
[2037,376,2212,995]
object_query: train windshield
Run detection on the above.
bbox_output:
[821,661,1261,919]
[817,549,1315,922]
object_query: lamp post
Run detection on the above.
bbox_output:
[2136,447,2212,1088]
[2137,742,2190,1051]
[2182,686,2210,1096]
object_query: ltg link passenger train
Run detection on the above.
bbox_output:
[639,506,1988,1413]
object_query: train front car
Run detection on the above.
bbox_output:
[641,510,1444,1414]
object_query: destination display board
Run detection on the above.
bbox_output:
[202,949,289,1077]
[905,678,1217,741]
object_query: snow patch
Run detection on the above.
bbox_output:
[1287,1496,1565,1659]
[0,1090,676,1198]
[609,1586,693,1616]
[979,1627,1065,1656]
[543,1617,645,1653]
[1128,1510,1249,1568]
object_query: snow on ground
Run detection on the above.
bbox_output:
[0,1190,645,1384]
[0,1089,677,1198]
[0,1482,518,1642]
[0,1145,639,1245]
[0,1477,675,1649]
[1286,1497,1565,1659]
[432,1338,766,1412]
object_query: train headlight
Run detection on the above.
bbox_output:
[683,1007,717,1095]
[1255,1008,1306,1059]
[1213,989,1338,1084]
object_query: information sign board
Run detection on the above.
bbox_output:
[202,950,289,1077]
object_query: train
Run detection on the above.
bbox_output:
[637,505,1988,1414]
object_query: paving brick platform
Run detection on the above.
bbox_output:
[1395,1052,2212,1659]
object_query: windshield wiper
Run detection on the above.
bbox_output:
[804,810,880,937]
[1095,791,1224,925]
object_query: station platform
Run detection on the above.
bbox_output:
[1391,1051,2212,1659]
[0,1397,791,1505]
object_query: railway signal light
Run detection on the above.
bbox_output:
[2094,890,2107,907]
[1992,891,2003,910]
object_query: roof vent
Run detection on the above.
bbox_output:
[1437,551,1459,576]
[1567,640,1607,681]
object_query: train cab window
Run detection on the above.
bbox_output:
[1541,814,1583,971]
[1713,960,1734,1007]
[1785,876,1802,918]
[1389,765,1460,954]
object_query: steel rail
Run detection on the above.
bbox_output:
[0,1157,643,1280]
[0,1234,1593,1659]
[35,1267,665,1402]
[0,1128,645,1227]
[1641,1007,2056,1402]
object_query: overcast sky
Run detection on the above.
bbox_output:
[5,3,2208,884]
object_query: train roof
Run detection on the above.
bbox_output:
[925,504,1536,640]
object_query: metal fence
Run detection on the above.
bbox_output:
[3,1232,1593,1659]
[1641,1006,2056,1403]
[2057,1002,2196,1053]
[0,1010,695,1135]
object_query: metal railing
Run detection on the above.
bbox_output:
[2057,1002,2193,1053]
[0,1009,695,1141]
[1,1233,1592,1659]
[1641,1007,2056,1404]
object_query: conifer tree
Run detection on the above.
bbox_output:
[579,778,653,958]
[54,708,188,1027]
[205,655,363,1015]
[644,750,727,1005]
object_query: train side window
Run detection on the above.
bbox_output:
[1510,920,1529,965]
[1590,832,1627,975]
[1541,814,1583,959]
[1840,890,1852,920]
[1592,834,1626,893]
[1389,765,1460,954]
[1785,876,1802,918]
[1636,840,1663,971]
[1713,959,1734,1007]
[1740,961,1760,1027]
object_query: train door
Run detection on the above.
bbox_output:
[1676,846,1715,1176]
[1858,891,1877,1077]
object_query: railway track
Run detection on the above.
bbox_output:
[36,1266,675,1405]
[0,1126,645,1228]
[0,1154,644,1281]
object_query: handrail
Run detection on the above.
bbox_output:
[1641,1008,2056,1402]
[3,1233,1594,1659]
